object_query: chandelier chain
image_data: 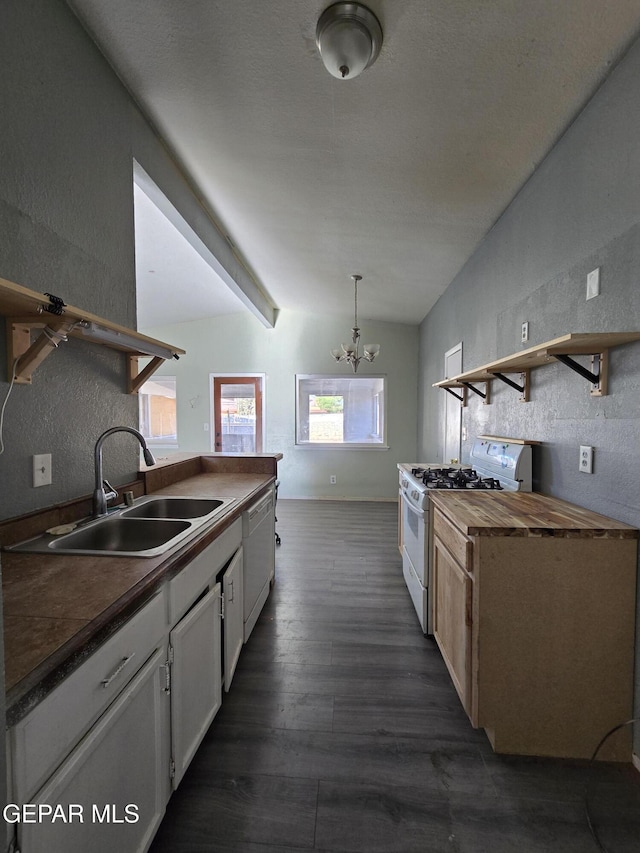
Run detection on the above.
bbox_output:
[330,274,380,373]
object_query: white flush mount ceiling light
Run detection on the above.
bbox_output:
[331,275,380,372]
[316,2,383,80]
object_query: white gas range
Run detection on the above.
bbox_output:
[398,437,533,634]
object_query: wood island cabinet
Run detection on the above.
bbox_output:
[432,530,472,716]
[429,491,638,762]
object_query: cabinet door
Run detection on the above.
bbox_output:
[170,583,222,788]
[433,534,472,717]
[243,495,275,641]
[223,546,244,692]
[18,648,169,853]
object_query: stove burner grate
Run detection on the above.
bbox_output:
[419,467,504,490]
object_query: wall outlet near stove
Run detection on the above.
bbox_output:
[579,445,594,474]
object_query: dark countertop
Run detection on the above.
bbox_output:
[2,468,276,725]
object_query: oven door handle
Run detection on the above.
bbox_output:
[403,496,426,520]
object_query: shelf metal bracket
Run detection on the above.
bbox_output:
[462,381,491,405]
[553,351,608,396]
[492,370,530,402]
[444,386,467,406]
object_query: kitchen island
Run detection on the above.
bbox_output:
[429,489,638,761]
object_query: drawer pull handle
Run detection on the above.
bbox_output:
[101,653,135,688]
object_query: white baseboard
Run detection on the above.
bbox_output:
[633,753,640,774]
[278,495,397,502]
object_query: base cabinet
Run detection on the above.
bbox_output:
[432,533,472,717]
[167,519,242,787]
[243,489,275,642]
[169,584,222,788]
[222,545,244,691]
[16,648,169,853]
[431,503,637,760]
[8,497,274,852]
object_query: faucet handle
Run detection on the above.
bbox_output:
[102,479,118,501]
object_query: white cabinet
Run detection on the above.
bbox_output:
[166,518,242,787]
[169,584,222,788]
[17,649,168,853]
[7,503,266,851]
[11,594,170,853]
[222,545,243,691]
[242,488,275,641]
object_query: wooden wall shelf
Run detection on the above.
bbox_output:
[433,332,640,404]
[477,436,542,445]
[1,277,185,393]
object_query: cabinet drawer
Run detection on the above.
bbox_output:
[10,589,167,804]
[433,509,473,569]
[169,518,242,624]
[17,647,168,853]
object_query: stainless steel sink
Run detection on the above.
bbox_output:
[121,497,225,520]
[5,495,236,558]
[48,518,191,554]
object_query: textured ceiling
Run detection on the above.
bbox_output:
[68,0,640,326]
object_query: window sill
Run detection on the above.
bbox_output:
[295,443,389,450]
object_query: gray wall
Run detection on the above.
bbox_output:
[0,0,224,521]
[0,0,140,520]
[419,35,640,754]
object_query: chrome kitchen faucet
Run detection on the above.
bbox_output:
[93,427,156,517]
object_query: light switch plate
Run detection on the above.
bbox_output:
[33,453,52,487]
[586,268,600,300]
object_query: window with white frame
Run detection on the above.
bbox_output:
[295,374,387,448]
[138,376,177,445]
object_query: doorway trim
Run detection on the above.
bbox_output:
[210,373,266,453]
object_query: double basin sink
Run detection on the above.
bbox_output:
[7,496,236,558]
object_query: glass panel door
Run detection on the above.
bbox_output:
[213,377,263,452]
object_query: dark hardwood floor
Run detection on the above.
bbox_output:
[150,499,640,852]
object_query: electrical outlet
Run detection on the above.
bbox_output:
[579,445,594,474]
[203,423,209,431]
[33,453,52,487]
[521,321,529,343]
[586,268,600,300]
[330,474,337,484]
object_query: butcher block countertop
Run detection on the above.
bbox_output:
[428,490,639,538]
[2,453,281,725]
